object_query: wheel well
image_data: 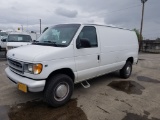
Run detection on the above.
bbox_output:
[47,68,75,82]
[127,57,134,64]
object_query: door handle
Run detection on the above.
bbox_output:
[98,55,100,60]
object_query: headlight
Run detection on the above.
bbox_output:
[24,63,43,74]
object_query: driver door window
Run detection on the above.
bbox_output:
[76,26,98,48]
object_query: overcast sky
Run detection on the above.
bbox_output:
[0,0,159,39]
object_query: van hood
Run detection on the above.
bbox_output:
[7,45,73,62]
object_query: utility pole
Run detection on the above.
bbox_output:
[40,19,41,34]
[27,16,28,32]
[139,0,147,51]
[21,25,23,32]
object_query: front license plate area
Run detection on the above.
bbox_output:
[18,83,27,93]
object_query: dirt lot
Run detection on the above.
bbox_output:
[0,51,160,120]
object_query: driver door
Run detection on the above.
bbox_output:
[74,26,100,82]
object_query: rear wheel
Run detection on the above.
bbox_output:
[120,61,132,79]
[44,74,74,107]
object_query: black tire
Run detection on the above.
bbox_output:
[44,74,74,107]
[120,61,132,79]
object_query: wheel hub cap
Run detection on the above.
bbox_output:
[55,84,68,98]
[126,66,131,75]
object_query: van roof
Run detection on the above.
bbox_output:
[52,23,132,31]
[82,23,132,31]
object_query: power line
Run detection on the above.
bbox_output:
[95,1,156,16]
[93,4,142,16]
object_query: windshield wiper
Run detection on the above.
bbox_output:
[43,41,58,46]
[32,40,66,47]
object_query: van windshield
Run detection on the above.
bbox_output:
[8,34,32,42]
[35,24,80,47]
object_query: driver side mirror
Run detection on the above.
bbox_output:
[1,38,6,42]
[77,38,91,49]
[32,40,38,42]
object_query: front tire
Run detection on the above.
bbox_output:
[44,74,74,107]
[120,61,132,79]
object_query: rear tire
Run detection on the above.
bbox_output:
[120,61,132,79]
[44,74,74,107]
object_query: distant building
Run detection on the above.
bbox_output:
[140,40,160,53]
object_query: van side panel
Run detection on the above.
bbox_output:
[97,26,138,75]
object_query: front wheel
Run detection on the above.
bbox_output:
[44,74,74,107]
[120,61,132,79]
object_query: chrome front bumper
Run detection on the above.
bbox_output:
[5,67,46,92]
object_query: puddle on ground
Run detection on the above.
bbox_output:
[108,81,145,95]
[122,111,160,120]
[0,99,88,120]
[137,76,160,83]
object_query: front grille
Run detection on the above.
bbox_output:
[8,58,23,74]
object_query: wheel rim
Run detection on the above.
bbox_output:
[126,66,131,76]
[54,82,69,101]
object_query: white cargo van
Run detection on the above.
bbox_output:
[5,24,138,107]
[6,32,32,51]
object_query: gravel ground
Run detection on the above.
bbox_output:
[0,51,160,120]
